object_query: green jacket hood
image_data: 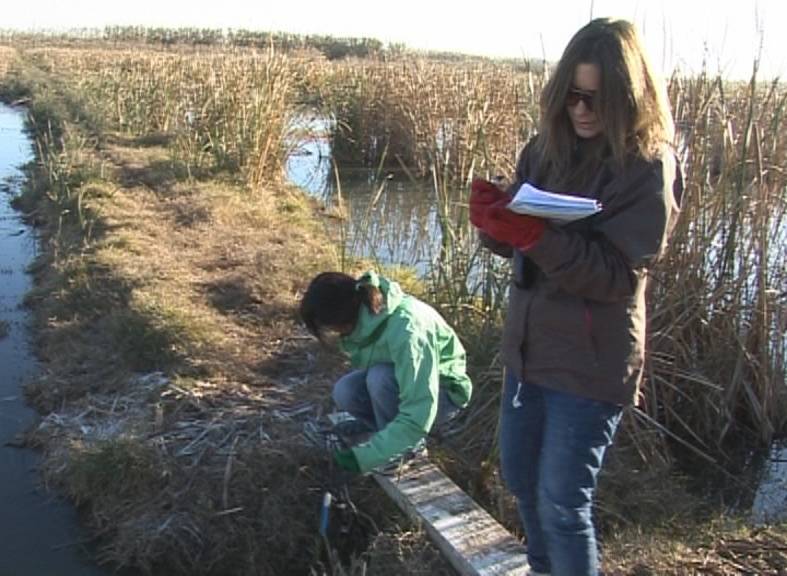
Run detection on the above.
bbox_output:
[341,270,403,348]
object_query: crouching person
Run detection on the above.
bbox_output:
[299,270,472,474]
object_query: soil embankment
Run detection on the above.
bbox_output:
[7,109,451,573]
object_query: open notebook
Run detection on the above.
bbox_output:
[507,182,602,222]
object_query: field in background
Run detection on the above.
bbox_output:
[0,30,785,575]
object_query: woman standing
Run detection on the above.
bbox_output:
[470,18,683,576]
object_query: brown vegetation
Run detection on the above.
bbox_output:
[0,32,785,575]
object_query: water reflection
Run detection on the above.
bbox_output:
[287,114,443,274]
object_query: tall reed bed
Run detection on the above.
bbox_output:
[25,46,306,190]
[14,40,786,471]
[316,58,545,352]
[643,69,787,467]
[318,57,542,179]
[318,56,787,471]
[0,46,15,79]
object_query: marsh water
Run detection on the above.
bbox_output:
[0,104,105,575]
[286,117,445,274]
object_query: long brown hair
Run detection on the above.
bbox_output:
[537,18,675,186]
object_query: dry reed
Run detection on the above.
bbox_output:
[2,32,786,575]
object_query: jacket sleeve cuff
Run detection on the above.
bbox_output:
[520,225,555,260]
[479,231,514,258]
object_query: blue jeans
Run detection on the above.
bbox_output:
[499,372,623,576]
[332,363,460,432]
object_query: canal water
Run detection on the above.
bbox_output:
[0,104,105,575]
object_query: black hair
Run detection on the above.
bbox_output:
[299,272,383,338]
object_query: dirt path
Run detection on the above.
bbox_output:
[8,46,787,575]
[21,134,378,573]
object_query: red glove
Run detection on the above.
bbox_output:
[482,200,546,250]
[469,178,508,229]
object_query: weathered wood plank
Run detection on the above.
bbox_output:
[373,459,529,575]
[328,413,529,575]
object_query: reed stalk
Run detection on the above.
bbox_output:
[8,37,785,473]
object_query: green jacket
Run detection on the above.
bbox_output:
[340,271,472,473]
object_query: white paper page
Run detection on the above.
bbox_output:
[507,182,602,222]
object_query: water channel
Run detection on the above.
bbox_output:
[0,107,451,576]
[0,104,106,575]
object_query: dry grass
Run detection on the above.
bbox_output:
[3,34,787,575]
[315,57,541,182]
[1,44,453,573]
[602,521,787,575]
[16,118,451,573]
[0,46,15,79]
[23,46,308,190]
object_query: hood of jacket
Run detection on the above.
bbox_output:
[340,270,403,350]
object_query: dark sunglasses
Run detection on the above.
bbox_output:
[565,88,596,111]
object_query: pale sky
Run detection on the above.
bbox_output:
[3,0,784,80]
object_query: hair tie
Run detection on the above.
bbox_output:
[354,281,363,292]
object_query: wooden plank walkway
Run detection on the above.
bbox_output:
[329,414,530,575]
